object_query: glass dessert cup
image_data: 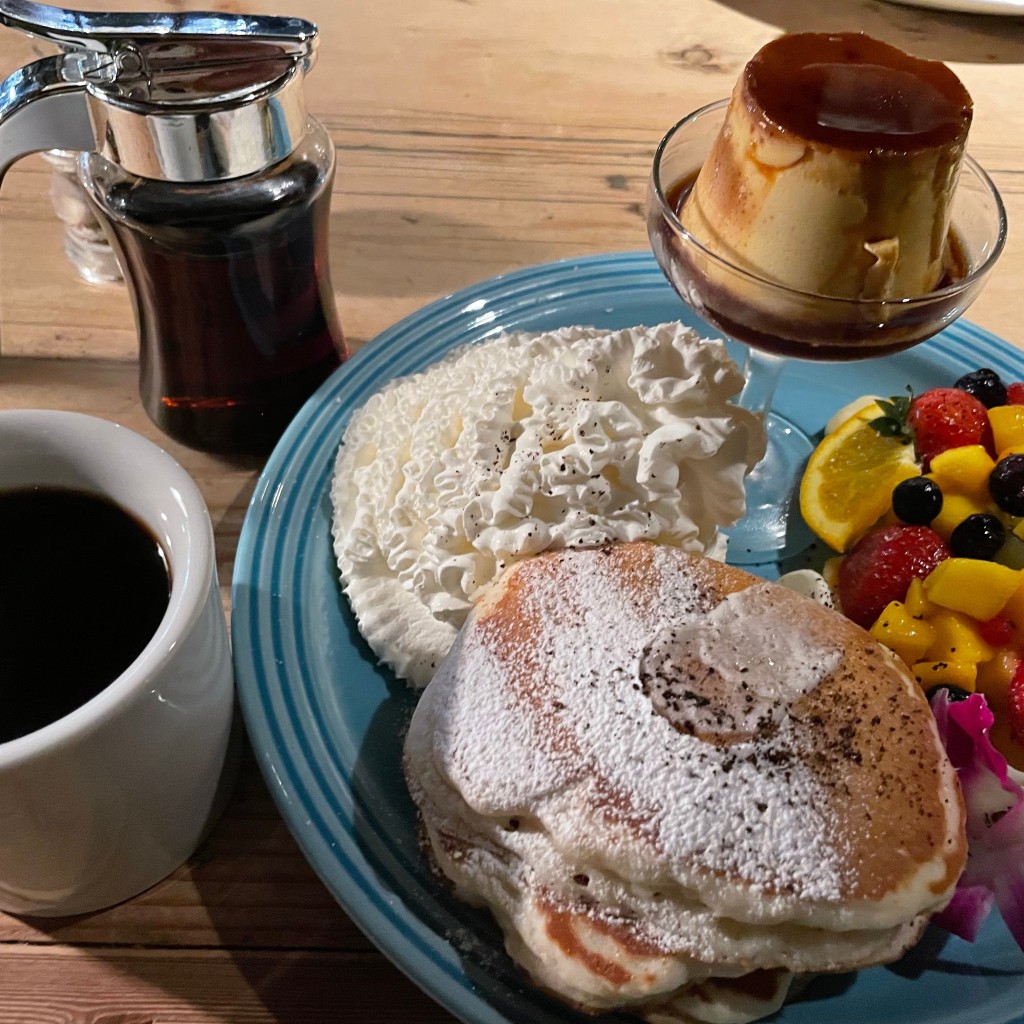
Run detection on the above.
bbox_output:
[647,98,1007,565]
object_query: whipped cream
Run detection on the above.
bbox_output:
[330,322,765,686]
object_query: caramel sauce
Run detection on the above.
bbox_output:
[665,174,697,217]
[746,32,972,151]
[655,179,970,361]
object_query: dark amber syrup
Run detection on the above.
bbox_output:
[100,154,346,455]
[658,180,969,362]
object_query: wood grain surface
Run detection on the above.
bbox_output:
[3,0,1024,1020]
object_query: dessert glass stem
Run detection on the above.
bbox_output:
[738,347,784,417]
[724,347,815,568]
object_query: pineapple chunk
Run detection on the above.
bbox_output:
[870,601,935,665]
[995,533,1024,570]
[822,556,842,593]
[990,405,1024,454]
[922,558,1020,620]
[911,659,977,691]
[924,608,996,664]
[928,445,996,504]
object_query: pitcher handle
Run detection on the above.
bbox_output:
[0,52,97,181]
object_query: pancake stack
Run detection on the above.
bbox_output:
[404,542,967,1024]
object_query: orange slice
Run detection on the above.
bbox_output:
[800,401,920,553]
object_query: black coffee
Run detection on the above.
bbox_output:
[0,487,171,743]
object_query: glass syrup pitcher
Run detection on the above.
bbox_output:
[0,1,347,455]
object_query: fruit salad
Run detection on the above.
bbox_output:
[801,368,1024,771]
[800,368,1024,949]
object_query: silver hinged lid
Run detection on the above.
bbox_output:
[0,2,319,182]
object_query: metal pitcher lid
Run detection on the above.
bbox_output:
[0,2,319,181]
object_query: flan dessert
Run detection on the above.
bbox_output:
[679,32,972,301]
[404,541,967,1024]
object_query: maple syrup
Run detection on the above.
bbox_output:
[82,122,346,455]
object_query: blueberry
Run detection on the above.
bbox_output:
[955,368,1007,408]
[892,477,943,525]
[989,453,1024,516]
[925,684,974,703]
[949,512,1005,560]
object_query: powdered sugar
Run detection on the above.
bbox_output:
[422,545,851,926]
[404,542,966,1016]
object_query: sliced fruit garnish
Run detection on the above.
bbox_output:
[837,523,950,628]
[800,401,920,552]
[909,387,994,470]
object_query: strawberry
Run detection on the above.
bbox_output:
[978,614,1016,648]
[1009,658,1024,748]
[838,524,950,628]
[907,387,994,470]
[1007,382,1024,406]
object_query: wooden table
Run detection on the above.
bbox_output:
[2,0,1024,1019]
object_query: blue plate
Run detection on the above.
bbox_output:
[231,251,1024,1024]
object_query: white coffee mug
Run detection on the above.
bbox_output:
[0,410,236,916]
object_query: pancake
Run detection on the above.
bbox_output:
[403,541,967,1023]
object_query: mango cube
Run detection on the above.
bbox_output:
[976,648,1020,701]
[922,558,1021,621]
[911,659,977,691]
[999,573,1024,629]
[924,608,996,664]
[904,578,936,618]
[930,493,991,541]
[927,445,996,504]
[869,601,936,665]
[989,405,1024,454]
